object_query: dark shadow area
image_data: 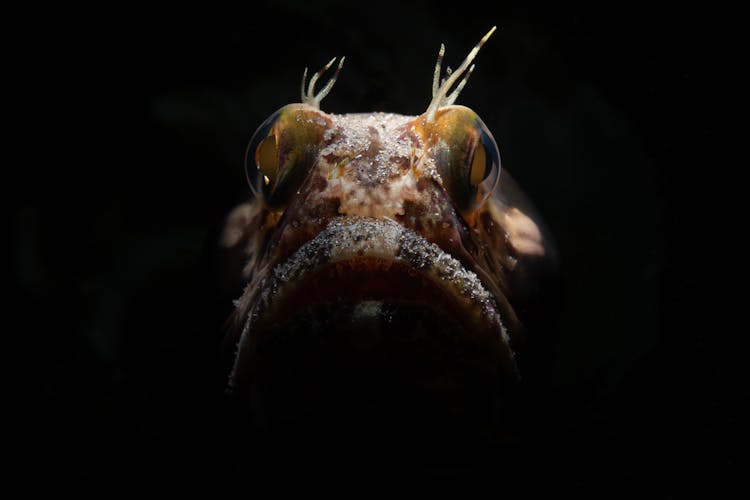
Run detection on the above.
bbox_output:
[10,1,744,498]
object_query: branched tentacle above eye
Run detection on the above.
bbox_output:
[445,64,475,106]
[301,57,346,109]
[431,44,446,98]
[425,26,496,123]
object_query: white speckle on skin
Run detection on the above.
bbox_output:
[317,113,425,218]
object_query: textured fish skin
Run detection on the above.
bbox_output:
[220,35,556,451]
[222,106,554,418]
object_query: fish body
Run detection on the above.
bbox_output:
[221,29,555,446]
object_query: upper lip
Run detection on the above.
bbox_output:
[228,216,518,388]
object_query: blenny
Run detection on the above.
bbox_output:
[221,28,555,439]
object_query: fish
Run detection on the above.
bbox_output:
[219,27,556,446]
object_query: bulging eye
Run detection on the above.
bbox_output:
[244,104,329,209]
[255,133,279,188]
[469,137,487,187]
[469,123,501,208]
[432,107,501,213]
[245,109,282,204]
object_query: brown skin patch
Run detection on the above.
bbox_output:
[391,155,411,172]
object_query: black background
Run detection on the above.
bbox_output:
[10,1,745,497]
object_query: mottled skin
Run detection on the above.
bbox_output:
[222,104,553,395]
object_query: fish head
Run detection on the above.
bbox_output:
[220,32,557,445]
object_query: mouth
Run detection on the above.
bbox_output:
[228,217,519,440]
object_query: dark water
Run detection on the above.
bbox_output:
[10,1,744,497]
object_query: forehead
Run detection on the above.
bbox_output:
[317,112,421,185]
[322,112,417,146]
